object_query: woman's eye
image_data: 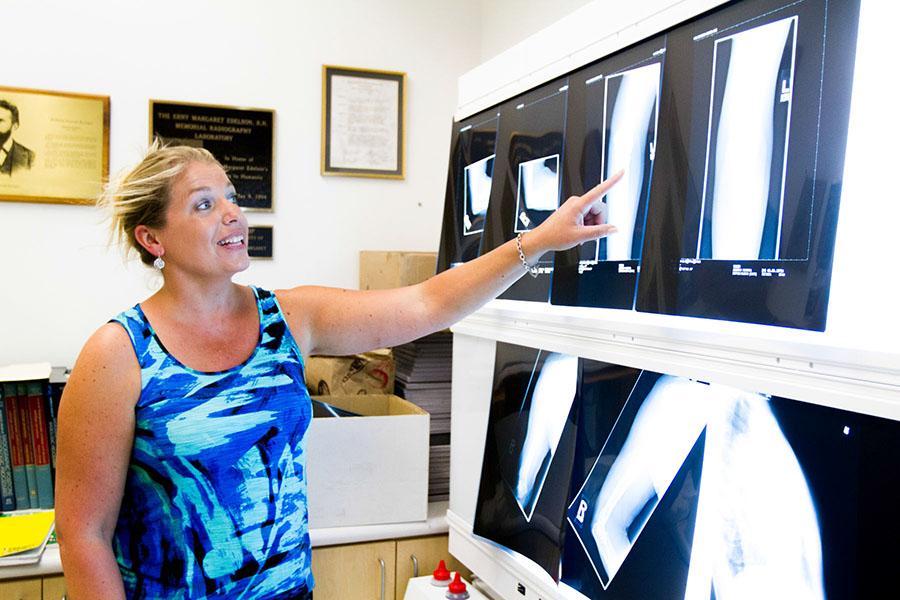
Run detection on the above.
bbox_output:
[227,194,238,204]
[196,199,212,210]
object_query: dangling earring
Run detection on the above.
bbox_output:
[153,252,165,270]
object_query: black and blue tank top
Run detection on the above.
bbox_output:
[110,286,314,599]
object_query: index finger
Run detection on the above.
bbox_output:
[578,169,624,215]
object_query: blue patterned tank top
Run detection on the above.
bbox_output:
[110,286,314,599]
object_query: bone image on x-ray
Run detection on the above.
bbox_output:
[515,154,560,232]
[586,376,713,586]
[513,352,578,520]
[572,374,824,597]
[463,154,494,236]
[597,62,661,262]
[683,388,823,600]
[698,16,797,259]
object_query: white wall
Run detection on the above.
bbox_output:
[478,0,594,60]
[0,0,482,366]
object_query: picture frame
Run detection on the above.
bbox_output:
[0,86,110,205]
[150,100,275,211]
[321,65,406,179]
[247,225,274,259]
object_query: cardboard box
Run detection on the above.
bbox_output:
[305,349,395,396]
[306,394,429,528]
[359,251,437,290]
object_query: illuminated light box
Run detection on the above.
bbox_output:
[479,78,569,302]
[552,35,666,310]
[473,342,580,580]
[437,111,501,272]
[635,0,860,330]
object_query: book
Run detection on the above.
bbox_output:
[0,509,55,565]
[2,382,29,510]
[0,387,14,511]
[16,382,38,509]
[26,381,53,510]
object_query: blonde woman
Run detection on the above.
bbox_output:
[55,141,621,599]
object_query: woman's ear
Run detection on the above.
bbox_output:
[134,225,163,258]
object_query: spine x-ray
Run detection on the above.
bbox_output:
[697,16,797,260]
[464,154,495,236]
[515,154,561,233]
[587,62,661,263]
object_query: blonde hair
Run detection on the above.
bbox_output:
[98,139,224,266]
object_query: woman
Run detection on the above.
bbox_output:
[55,142,621,599]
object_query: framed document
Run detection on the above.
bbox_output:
[150,100,275,211]
[321,65,406,179]
[0,86,109,205]
[247,225,273,259]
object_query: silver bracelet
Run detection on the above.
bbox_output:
[515,232,539,278]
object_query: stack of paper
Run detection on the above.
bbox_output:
[393,331,453,501]
[0,509,55,566]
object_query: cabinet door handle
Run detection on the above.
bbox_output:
[410,553,419,578]
[379,557,386,600]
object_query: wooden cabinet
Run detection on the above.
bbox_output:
[41,576,67,600]
[312,540,396,600]
[312,534,470,600]
[0,576,66,600]
[0,577,42,600]
[395,535,469,600]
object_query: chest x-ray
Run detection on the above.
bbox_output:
[515,154,561,232]
[566,373,824,599]
[698,16,797,260]
[586,62,661,263]
[464,154,495,236]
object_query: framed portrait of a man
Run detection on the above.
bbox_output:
[0,86,110,205]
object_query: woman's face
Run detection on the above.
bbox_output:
[155,161,250,278]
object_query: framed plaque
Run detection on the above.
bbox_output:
[248,225,273,259]
[321,65,406,179]
[150,100,275,211]
[0,86,110,205]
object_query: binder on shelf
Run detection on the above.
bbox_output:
[0,387,14,511]
[0,509,55,566]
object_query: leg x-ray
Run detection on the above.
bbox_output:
[515,154,560,232]
[596,63,661,262]
[464,154,495,236]
[474,343,580,580]
[567,374,713,588]
[698,16,797,259]
[509,352,579,520]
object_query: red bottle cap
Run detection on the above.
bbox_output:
[448,572,467,594]
[433,559,451,582]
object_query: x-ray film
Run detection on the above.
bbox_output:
[635,0,859,330]
[474,342,580,580]
[591,62,661,262]
[479,79,568,302]
[514,154,560,233]
[562,361,900,599]
[566,374,712,590]
[698,17,797,260]
[551,38,665,310]
[437,112,500,273]
[464,154,495,236]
